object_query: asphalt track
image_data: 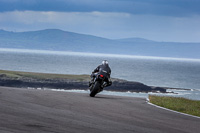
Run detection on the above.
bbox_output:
[0,86,200,133]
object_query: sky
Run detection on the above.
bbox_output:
[0,0,200,42]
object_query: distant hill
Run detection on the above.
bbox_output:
[116,38,155,43]
[0,29,200,59]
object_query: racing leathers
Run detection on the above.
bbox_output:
[90,64,112,87]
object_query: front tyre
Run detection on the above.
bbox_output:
[90,81,101,97]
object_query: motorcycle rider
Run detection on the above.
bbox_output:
[89,60,112,88]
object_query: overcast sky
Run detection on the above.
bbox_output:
[0,0,200,42]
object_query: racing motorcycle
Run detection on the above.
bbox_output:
[89,71,109,97]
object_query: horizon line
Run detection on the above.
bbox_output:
[0,48,200,62]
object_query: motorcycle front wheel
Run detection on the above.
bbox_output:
[90,81,101,97]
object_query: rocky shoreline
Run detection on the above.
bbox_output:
[0,73,167,93]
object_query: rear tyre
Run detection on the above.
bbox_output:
[90,81,100,97]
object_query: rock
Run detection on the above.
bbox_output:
[151,87,166,93]
[0,76,167,93]
[0,74,6,77]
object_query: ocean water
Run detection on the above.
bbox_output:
[1,48,200,100]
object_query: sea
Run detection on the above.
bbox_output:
[0,48,200,100]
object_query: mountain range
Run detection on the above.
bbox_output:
[0,29,200,59]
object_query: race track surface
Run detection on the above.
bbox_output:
[0,87,199,133]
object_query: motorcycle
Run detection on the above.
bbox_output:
[89,72,108,97]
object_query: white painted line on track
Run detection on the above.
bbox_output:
[146,98,200,119]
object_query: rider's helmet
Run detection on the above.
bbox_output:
[102,60,109,66]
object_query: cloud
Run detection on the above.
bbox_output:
[0,11,132,35]
[0,1,199,42]
[0,0,200,17]
[1,10,200,42]
[0,10,130,24]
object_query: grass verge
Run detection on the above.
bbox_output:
[0,69,90,81]
[149,95,200,117]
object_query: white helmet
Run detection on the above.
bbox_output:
[102,60,109,65]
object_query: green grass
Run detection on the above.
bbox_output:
[0,69,91,81]
[0,69,121,82]
[149,95,200,117]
